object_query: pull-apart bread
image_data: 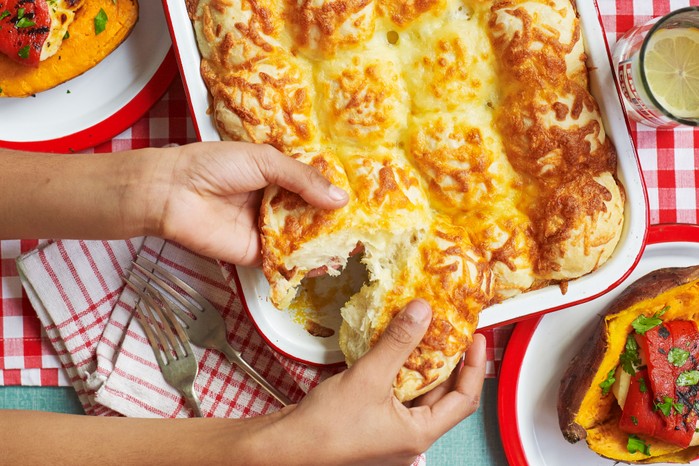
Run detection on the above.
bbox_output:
[189,0,625,401]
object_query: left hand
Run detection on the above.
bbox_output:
[145,142,349,265]
[265,300,487,466]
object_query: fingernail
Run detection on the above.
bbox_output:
[405,299,431,323]
[328,184,348,202]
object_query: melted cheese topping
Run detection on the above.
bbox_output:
[192,0,625,401]
[42,0,84,61]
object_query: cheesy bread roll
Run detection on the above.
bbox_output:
[189,0,626,401]
[487,0,625,281]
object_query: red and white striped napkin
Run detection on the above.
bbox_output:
[16,236,337,418]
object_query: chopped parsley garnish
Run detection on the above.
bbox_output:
[17,45,30,59]
[15,17,35,28]
[655,396,683,416]
[620,335,641,375]
[631,307,668,335]
[599,368,616,395]
[631,416,639,426]
[639,376,648,393]
[94,8,108,35]
[677,370,699,387]
[63,30,69,39]
[0,10,10,20]
[17,7,24,19]
[668,347,690,367]
[627,435,651,456]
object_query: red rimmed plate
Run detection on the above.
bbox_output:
[498,223,699,466]
[164,0,648,366]
[0,2,177,154]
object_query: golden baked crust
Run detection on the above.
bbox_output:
[190,0,625,401]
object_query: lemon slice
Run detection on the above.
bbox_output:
[643,27,699,119]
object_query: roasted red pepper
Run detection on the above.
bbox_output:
[619,369,660,435]
[620,321,699,448]
[0,0,51,66]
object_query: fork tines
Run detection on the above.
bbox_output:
[129,254,294,407]
[123,272,204,417]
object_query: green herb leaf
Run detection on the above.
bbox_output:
[15,17,35,28]
[639,376,648,393]
[677,370,699,387]
[620,335,641,375]
[655,396,683,416]
[632,311,665,335]
[0,10,10,20]
[17,45,30,59]
[599,368,616,396]
[63,30,69,40]
[668,347,690,367]
[627,435,651,456]
[631,416,639,426]
[94,8,108,35]
[17,7,24,19]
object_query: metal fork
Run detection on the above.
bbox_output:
[127,255,293,406]
[123,274,204,417]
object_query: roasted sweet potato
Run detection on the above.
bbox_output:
[558,265,699,463]
[0,0,138,98]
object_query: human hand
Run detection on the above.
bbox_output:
[145,142,348,265]
[270,300,487,466]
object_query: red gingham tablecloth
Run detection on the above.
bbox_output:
[1,0,698,387]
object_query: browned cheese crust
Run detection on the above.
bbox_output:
[190,0,625,401]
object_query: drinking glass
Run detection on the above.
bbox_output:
[612,7,699,128]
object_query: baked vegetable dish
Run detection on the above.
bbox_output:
[188,0,626,401]
[0,0,138,97]
[559,266,699,463]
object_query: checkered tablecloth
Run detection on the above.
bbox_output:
[1,0,698,387]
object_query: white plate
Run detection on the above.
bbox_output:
[499,224,699,466]
[0,1,176,153]
[164,0,648,366]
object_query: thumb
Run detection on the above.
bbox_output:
[355,300,432,388]
[256,147,349,210]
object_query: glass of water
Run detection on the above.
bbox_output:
[612,7,699,128]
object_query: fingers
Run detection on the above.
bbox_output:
[428,333,487,432]
[353,300,432,389]
[412,359,462,407]
[255,145,348,210]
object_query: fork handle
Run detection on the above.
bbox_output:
[181,386,204,417]
[221,344,294,406]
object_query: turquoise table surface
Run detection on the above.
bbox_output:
[0,379,507,465]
